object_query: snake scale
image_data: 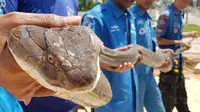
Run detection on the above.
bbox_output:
[7,25,172,108]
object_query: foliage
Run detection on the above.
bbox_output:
[184,24,200,32]
[78,0,85,11]
[78,0,103,11]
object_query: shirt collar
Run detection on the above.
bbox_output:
[132,4,152,20]
[170,4,184,16]
[106,0,132,18]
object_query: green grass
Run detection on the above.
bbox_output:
[184,24,200,32]
[151,19,200,32]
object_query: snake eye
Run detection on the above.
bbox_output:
[47,54,55,63]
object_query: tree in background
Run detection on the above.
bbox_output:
[78,0,104,11]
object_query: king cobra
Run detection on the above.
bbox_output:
[7,25,172,108]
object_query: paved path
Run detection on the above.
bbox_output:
[78,72,200,112]
[154,75,200,112]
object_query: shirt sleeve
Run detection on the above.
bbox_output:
[81,13,103,40]
[155,14,169,37]
[3,0,18,14]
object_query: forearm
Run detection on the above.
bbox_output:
[157,35,182,46]
[182,32,193,38]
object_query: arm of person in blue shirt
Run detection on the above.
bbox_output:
[182,31,200,38]
[156,14,191,49]
[81,13,137,72]
[0,12,81,101]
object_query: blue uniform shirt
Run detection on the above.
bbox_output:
[156,4,184,68]
[3,0,78,16]
[131,4,157,77]
[0,87,23,112]
[130,5,165,112]
[82,0,139,112]
[3,0,78,112]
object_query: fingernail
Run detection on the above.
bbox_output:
[74,16,81,20]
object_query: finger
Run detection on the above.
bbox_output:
[20,81,39,98]
[34,87,55,97]
[23,82,54,98]
[4,12,81,30]
[127,62,133,69]
[135,50,143,66]
[101,65,121,72]
[113,65,123,72]
[165,59,170,66]
[160,58,170,68]
[134,55,142,66]
[127,44,133,48]
[187,44,192,48]
[124,62,133,70]
[115,46,128,51]
[24,82,43,98]
[137,48,142,54]
[120,62,128,72]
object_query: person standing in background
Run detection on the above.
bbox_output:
[130,0,173,112]
[156,0,198,111]
[82,0,143,112]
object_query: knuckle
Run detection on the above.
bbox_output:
[44,14,57,26]
[7,12,19,18]
[6,12,21,25]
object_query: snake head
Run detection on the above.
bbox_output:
[8,25,103,93]
[39,26,102,92]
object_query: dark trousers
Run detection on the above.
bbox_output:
[158,70,190,112]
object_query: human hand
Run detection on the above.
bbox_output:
[115,45,143,66]
[157,57,172,70]
[0,12,81,53]
[180,41,191,50]
[155,49,173,71]
[0,12,81,102]
[100,45,142,72]
[190,31,200,38]
[100,62,134,73]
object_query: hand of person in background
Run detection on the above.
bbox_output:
[180,41,192,50]
[100,45,143,72]
[157,49,174,70]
